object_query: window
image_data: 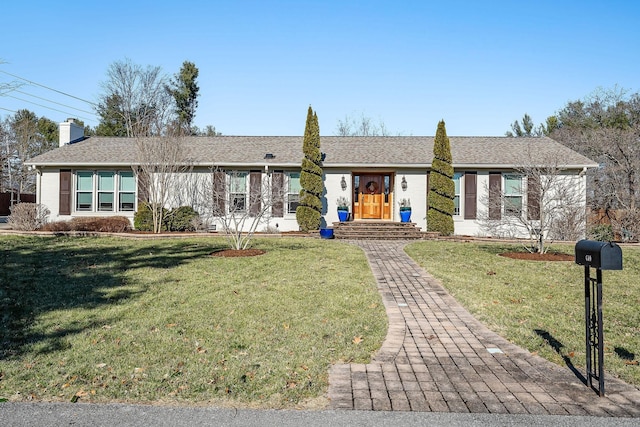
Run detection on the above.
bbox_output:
[119,171,136,211]
[76,171,93,211]
[74,171,136,213]
[453,173,462,216]
[353,176,360,203]
[504,175,523,216]
[287,172,300,214]
[98,171,114,211]
[230,172,247,213]
[384,175,390,203]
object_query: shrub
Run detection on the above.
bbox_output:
[296,106,323,232]
[588,224,614,241]
[70,216,132,232]
[39,217,131,233]
[262,224,280,234]
[166,206,199,232]
[40,221,72,232]
[134,204,164,231]
[7,203,50,231]
[427,120,455,236]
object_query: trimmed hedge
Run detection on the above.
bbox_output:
[134,204,200,232]
[134,204,165,232]
[427,120,455,236]
[296,106,323,232]
[40,216,132,233]
[166,206,199,232]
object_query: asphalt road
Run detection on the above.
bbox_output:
[1,403,639,427]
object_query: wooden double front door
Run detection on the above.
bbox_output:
[353,174,392,220]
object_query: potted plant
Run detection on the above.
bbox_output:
[399,198,411,223]
[336,196,350,222]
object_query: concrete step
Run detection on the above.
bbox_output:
[332,221,426,240]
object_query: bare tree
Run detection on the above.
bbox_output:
[132,79,189,234]
[479,149,587,253]
[97,59,172,138]
[135,135,193,233]
[3,110,56,198]
[201,169,286,250]
[335,113,392,136]
[1,117,10,193]
[549,87,640,240]
[97,59,194,233]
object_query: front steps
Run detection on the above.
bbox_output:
[332,220,427,240]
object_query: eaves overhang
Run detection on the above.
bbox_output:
[452,162,599,170]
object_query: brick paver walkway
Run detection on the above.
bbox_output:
[328,241,640,416]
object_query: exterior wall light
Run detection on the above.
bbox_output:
[341,175,347,191]
[401,176,408,191]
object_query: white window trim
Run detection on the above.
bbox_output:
[74,170,137,214]
[453,172,463,217]
[286,171,300,215]
[504,174,523,217]
[228,171,248,214]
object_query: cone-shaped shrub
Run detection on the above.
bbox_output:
[296,106,323,231]
[427,120,455,235]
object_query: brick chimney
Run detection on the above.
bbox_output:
[59,118,85,147]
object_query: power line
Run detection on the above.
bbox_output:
[0,106,17,113]
[0,70,97,106]
[14,89,96,115]
[6,95,95,123]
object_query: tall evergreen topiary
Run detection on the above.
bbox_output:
[427,120,455,235]
[296,106,324,232]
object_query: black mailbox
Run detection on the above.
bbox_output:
[575,239,623,270]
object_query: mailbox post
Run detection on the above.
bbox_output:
[574,240,623,397]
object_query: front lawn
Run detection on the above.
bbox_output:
[0,236,386,407]
[405,240,640,388]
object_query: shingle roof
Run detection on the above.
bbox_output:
[27,135,597,169]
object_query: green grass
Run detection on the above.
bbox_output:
[405,240,640,388]
[0,236,386,407]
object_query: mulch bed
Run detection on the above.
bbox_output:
[499,252,574,261]
[211,249,266,257]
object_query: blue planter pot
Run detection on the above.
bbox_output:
[337,210,349,222]
[400,209,412,223]
[319,228,334,239]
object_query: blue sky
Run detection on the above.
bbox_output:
[1,1,638,136]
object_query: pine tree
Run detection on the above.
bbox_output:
[296,106,323,231]
[167,61,200,134]
[427,120,455,235]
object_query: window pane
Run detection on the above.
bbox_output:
[77,171,93,191]
[288,173,301,193]
[287,194,299,214]
[77,192,92,210]
[119,193,135,211]
[230,173,246,193]
[232,194,246,212]
[505,176,522,195]
[98,192,114,211]
[505,196,522,216]
[120,171,135,191]
[454,173,462,194]
[98,171,114,191]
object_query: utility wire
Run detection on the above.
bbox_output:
[0,106,18,113]
[14,89,96,115]
[6,95,95,123]
[0,70,97,106]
